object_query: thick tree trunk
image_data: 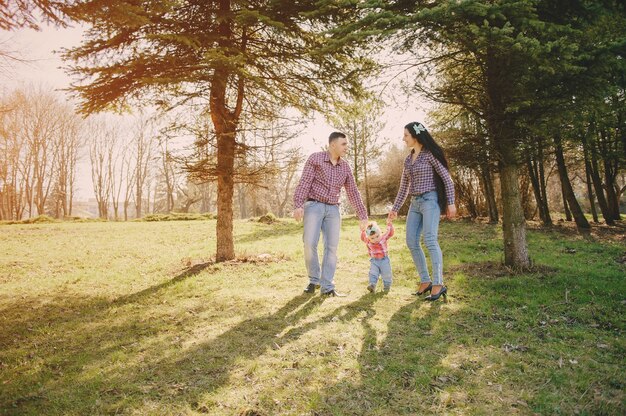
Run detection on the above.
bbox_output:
[498,160,530,268]
[215,128,236,261]
[554,134,590,229]
[211,0,243,261]
[485,47,529,268]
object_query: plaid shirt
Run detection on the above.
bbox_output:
[361,223,394,259]
[392,149,455,212]
[294,151,368,220]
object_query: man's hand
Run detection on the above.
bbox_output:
[359,219,368,231]
[446,204,457,219]
[293,207,304,222]
[387,211,398,223]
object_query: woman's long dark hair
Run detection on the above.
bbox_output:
[405,121,450,213]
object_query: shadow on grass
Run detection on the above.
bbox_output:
[3,286,379,414]
[0,261,215,350]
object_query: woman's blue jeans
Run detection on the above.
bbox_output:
[303,200,341,293]
[406,191,444,285]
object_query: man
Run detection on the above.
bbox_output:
[293,132,368,296]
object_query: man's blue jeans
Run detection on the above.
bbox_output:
[405,191,444,285]
[303,200,341,292]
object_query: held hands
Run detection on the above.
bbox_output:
[293,207,304,222]
[359,219,368,232]
[387,211,397,225]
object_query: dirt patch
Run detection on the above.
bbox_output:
[526,220,626,244]
[450,261,557,279]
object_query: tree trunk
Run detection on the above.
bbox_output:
[215,127,236,261]
[479,163,498,223]
[210,0,245,261]
[583,151,599,223]
[603,160,621,221]
[599,129,622,221]
[485,46,529,268]
[560,180,572,221]
[587,137,613,224]
[525,140,551,226]
[538,147,551,224]
[498,160,530,268]
[554,134,590,229]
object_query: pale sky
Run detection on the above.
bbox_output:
[5,23,430,200]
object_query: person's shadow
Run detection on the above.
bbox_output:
[303,298,451,414]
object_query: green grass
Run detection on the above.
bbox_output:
[0,218,624,415]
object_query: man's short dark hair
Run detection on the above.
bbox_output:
[329,131,346,144]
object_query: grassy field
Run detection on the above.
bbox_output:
[0,217,624,415]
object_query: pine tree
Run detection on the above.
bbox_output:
[62,0,372,261]
[335,0,624,268]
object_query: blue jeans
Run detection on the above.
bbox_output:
[406,191,443,285]
[369,256,393,289]
[303,200,341,292]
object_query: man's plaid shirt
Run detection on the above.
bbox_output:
[294,151,367,220]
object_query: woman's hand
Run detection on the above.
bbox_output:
[387,211,397,224]
[446,204,457,219]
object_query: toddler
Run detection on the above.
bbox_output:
[361,220,394,293]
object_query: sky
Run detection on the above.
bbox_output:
[4,23,430,200]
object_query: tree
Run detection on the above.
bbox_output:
[50,106,82,218]
[63,0,370,261]
[88,119,116,219]
[130,117,154,219]
[338,0,624,268]
[0,0,69,31]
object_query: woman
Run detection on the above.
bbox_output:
[388,122,456,301]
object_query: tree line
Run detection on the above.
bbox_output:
[1,0,624,268]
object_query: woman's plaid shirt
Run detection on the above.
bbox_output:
[392,149,455,213]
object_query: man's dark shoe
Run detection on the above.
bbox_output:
[321,289,346,297]
[304,283,320,293]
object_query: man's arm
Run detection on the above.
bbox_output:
[344,167,368,227]
[293,154,316,221]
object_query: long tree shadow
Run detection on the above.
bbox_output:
[0,262,215,351]
[5,281,388,415]
[2,290,320,414]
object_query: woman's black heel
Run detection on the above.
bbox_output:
[425,286,447,301]
[413,283,432,296]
